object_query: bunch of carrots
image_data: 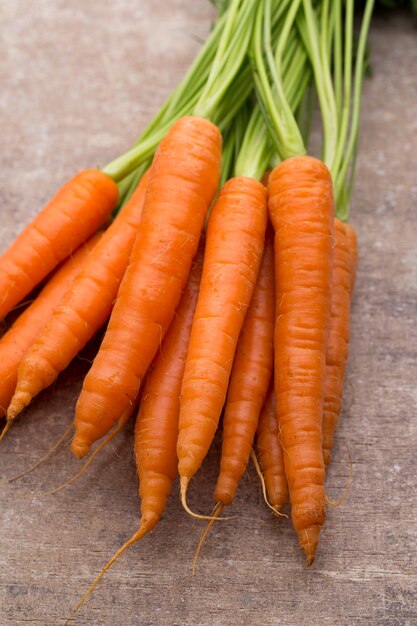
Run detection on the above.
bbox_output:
[1,0,375,621]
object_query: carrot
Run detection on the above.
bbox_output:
[344,222,358,282]
[65,244,204,623]
[177,175,267,508]
[214,226,274,506]
[256,383,288,511]
[7,170,150,422]
[71,116,222,459]
[135,244,203,532]
[192,230,273,565]
[322,218,358,466]
[0,232,102,426]
[268,155,334,565]
[0,170,117,320]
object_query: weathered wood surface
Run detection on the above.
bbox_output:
[0,3,416,625]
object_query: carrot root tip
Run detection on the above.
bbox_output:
[299,526,320,567]
[7,389,33,421]
[180,477,232,522]
[40,417,128,496]
[70,437,90,459]
[65,525,147,625]
[0,420,12,443]
[250,449,287,518]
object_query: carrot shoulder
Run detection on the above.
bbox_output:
[71,116,222,459]
[269,156,334,565]
[177,176,267,497]
[7,171,150,422]
[322,218,358,466]
[214,227,275,506]
[0,233,101,419]
[0,170,117,320]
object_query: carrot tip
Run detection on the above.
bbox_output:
[180,477,232,522]
[39,416,129,496]
[250,450,288,518]
[299,526,320,567]
[6,399,26,422]
[70,437,90,459]
[65,526,146,625]
[0,420,12,443]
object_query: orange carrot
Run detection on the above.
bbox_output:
[71,116,222,459]
[256,383,288,511]
[0,233,101,422]
[0,170,117,320]
[7,171,150,422]
[64,244,204,623]
[268,156,334,565]
[344,222,358,283]
[322,218,358,466]
[177,176,267,507]
[214,227,274,506]
[135,244,203,532]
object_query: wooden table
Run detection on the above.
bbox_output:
[1,3,416,625]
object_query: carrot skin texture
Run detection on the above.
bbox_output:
[7,172,150,421]
[177,176,268,482]
[256,384,288,509]
[0,234,101,418]
[72,116,222,458]
[0,170,118,320]
[268,156,334,565]
[214,227,275,505]
[344,222,358,284]
[322,219,358,466]
[135,246,203,529]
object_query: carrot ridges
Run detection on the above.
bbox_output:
[269,155,334,565]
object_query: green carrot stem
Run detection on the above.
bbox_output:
[332,0,354,184]
[252,0,306,161]
[335,0,375,220]
[298,0,338,175]
[219,127,237,189]
[237,11,310,179]
[333,0,343,121]
[194,0,257,120]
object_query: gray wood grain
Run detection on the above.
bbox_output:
[0,3,416,625]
